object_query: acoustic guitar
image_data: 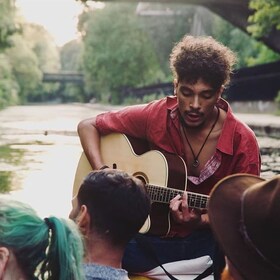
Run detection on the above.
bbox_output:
[73,133,209,236]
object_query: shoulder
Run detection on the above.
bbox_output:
[217,100,259,154]
[126,96,176,117]
[83,263,128,280]
[220,99,256,138]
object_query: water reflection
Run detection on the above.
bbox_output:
[0,104,99,218]
[0,135,82,218]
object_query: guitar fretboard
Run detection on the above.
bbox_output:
[146,184,209,209]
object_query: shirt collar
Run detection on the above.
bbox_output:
[167,95,178,109]
[217,98,237,155]
[166,96,237,155]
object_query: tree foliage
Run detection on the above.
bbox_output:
[211,15,280,68]
[0,1,62,107]
[137,4,201,77]
[0,0,20,50]
[5,22,61,103]
[6,34,42,102]
[0,54,19,109]
[1,0,279,108]
[60,40,83,71]
[23,23,60,72]
[247,0,280,38]
[0,0,20,107]
[78,3,164,103]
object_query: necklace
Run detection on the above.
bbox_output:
[182,107,220,168]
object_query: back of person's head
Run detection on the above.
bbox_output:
[208,174,280,280]
[0,196,84,280]
[169,35,237,89]
[75,169,151,246]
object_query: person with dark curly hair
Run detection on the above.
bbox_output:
[77,35,261,279]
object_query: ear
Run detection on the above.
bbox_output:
[76,205,91,236]
[217,85,224,98]
[0,247,9,277]
[69,195,79,220]
[173,79,178,96]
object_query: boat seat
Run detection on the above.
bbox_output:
[129,255,213,280]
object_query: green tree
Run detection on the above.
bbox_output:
[60,39,83,71]
[0,0,21,108]
[23,23,60,72]
[211,15,280,67]
[9,22,60,103]
[0,0,20,50]
[0,1,62,106]
[24,23,61,102]
[0,54,19,108]
[247,0,280,38]
[137,4,200,77]
[6,34,42,102]
[79,3,164,103]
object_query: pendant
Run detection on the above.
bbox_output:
[192,159,200,168]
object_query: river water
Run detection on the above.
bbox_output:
[0,103,117,218]
[0,103,279,218]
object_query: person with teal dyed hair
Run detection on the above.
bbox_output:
[0,196,84,280]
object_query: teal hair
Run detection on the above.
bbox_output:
[0,196,84,280]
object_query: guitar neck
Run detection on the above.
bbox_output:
[146,184,209,209]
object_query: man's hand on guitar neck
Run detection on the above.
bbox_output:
[169,192,209,229]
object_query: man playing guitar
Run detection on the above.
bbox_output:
[77,35,261,279]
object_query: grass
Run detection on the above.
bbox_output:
[0,140,52,193]
[0,144,25,193]
[0,171,12,193]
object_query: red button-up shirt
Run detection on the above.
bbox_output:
[96,97,261,236]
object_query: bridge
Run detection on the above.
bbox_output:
[42,72,84,84]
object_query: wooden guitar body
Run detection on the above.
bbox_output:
[73,133,208,236]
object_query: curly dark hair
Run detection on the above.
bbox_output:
[170,35,237,89]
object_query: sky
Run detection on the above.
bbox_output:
[16,0,85,46]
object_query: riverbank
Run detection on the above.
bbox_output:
[1,102,279,138]
[78,102,280,136]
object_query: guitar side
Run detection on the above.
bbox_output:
[72,133,173,197]
[72,133,188,236]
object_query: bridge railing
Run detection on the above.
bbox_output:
[121,61,280,101]
[42,72,84,84]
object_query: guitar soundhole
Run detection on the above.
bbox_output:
[133,172,148,185]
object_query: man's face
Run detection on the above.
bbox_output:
[174,78,222,128]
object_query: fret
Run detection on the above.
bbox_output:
[188,192,209,209]
[146,184,209,209]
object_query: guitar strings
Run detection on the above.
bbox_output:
[146,184,209,208]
